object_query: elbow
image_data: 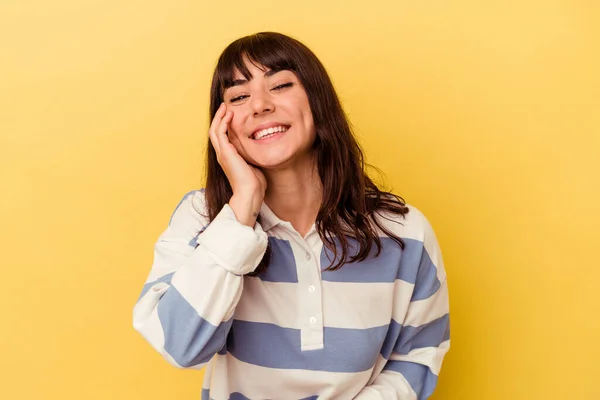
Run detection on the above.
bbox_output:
[133,283,232,370]
[161,350,206,370]
[160,319,232,369]
[132,318,207,370]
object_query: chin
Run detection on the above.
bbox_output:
[245,146,314,170]
[252,157,292,170]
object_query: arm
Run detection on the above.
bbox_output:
[132,190,268,368]
[355,212,450,399]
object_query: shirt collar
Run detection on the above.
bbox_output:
[258,201,283,231]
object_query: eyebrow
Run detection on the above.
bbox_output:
[228,69,284,88]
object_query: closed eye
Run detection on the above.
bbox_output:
[230,95,249,103]
[229,82,294,103]
[272,82,294,91]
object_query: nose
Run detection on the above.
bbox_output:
[251,90,274,116]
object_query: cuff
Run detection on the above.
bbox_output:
[196,203,268,275]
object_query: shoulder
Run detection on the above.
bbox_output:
[375,203,446,281]
[374,203,436,242]
[167,188,209,229]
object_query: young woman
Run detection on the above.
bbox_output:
[133,32,450,400]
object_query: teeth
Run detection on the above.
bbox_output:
[253,126,288,140]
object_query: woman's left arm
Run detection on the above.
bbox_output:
[354,211,450,400]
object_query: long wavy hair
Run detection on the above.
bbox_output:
[204,32,409,274]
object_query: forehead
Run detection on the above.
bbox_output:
[232,59,265,78]
[221,52,295,83]
[223,64,296,92]
[231,65,294,80]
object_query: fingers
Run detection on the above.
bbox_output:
[210,103,227,132]
[208,103,226,154]
[210,103,236,164]
[216,110,234,160]
[209,103,228,155]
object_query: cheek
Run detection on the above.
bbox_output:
[226,106,251,138]
[225,115,249,155]
[295,95,312,121]
[226,115,245,140]
[301,103,315,131]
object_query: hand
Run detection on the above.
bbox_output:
[209,103,267,225]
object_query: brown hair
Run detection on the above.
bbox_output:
[204,32,409,274]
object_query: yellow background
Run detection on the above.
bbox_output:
[1,0,598,399]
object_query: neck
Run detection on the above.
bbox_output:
[263,156,322,237]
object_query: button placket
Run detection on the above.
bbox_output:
[292,238,324,350]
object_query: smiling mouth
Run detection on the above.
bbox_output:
[252,125,290,140]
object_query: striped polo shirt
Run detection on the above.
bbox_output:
[133,189,450,400]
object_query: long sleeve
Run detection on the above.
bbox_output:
[132,190,268,369]
[354,210,450,400]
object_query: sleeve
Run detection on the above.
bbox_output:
[354,210,450,400]
[132,190,268,369]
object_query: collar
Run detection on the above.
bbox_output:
[258,201,283,232]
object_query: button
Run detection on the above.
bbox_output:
[151,282,168,292]
[309,317,316,324]
[305,251,312,260]
[308,285,316,293]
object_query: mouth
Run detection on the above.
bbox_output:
[251,125,290,140]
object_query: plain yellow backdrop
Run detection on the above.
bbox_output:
[1,1,598,399]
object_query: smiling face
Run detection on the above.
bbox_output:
[222,59,316,170]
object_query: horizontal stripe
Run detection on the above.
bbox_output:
[394,314,450,355]
[255,237,298,282]
[321,237,402,283]
[249,237,440,288]
[381,319,402,360]
[237,279,395,330]
[411,244,441,301]
[383,314,449,361]
[383,360,438,400]
[227,319,388,373]
[391,279,415,324]
[229,393,251,400]
[137,272,174,303]
[170,249,246,325]
[218,352,372,399]
[157,286,231,368]
[133,291,168,353]
[375,206,444,268]
[321,238,440,296]
[236,278,441,332]
[202,388,319,399]
[390,340,450,375]
[321,281,395,328]
[404,281,449,327]
[234,279,299,329]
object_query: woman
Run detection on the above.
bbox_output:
[133,32,450,400]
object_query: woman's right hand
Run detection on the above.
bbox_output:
[209,102,267,226]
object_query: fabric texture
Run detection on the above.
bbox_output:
[133,189,450,400]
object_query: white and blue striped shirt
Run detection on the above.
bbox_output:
[133,189,450,400]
